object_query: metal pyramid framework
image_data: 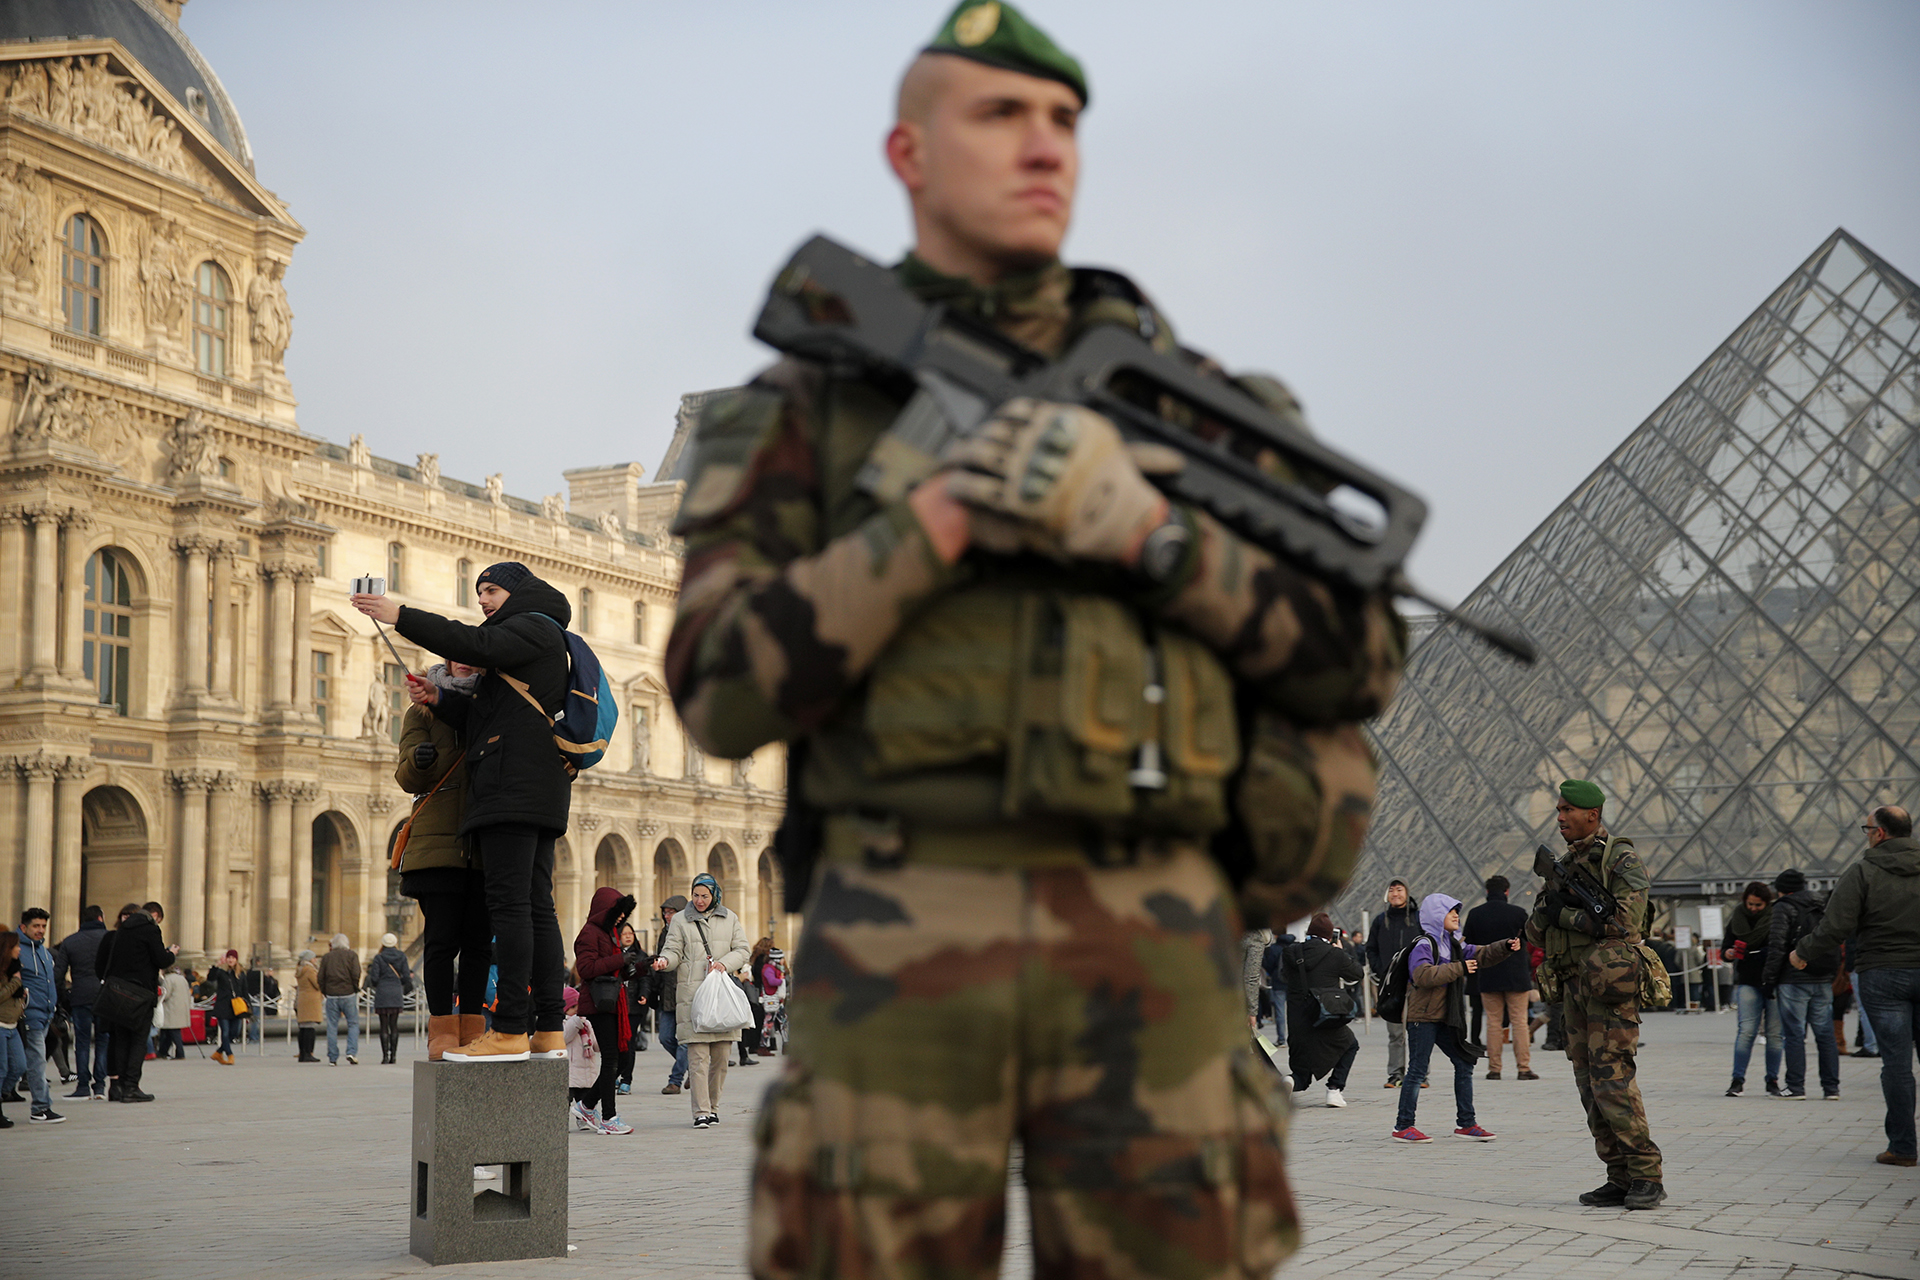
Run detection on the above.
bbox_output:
[1349,230,1920,911]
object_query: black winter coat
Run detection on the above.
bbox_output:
[54,921,109,1009]
[1282,938,1363,1083]
[94,913,172,1027]
[1462,895,1531,992]
[1366,903,1421,982]
[395,576,574,836]
[1764,889,1835,986]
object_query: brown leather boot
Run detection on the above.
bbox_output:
[442,1030,530,1063]
[457,1014,487,1048]
[529,1031,565,1059]
[427,1015,462,1062]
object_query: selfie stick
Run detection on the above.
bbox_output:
[359,572,411,671]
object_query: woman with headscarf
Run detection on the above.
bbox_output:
[1390,893,1520,1143]
[1282,913,1364,1107]
[295,948,324,1062]
[201,949,247,1066]
[366,932,414,1064]
[394,659,492,1061]
[652,873,751,1128]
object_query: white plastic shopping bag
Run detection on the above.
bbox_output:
[690,968,753,1035]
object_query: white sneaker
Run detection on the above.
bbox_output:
[472,1166,498,1180]
[1325,1088,1348,1108]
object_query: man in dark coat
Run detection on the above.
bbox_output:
[94,906,176,1102]
[1464,875,1535,1080]
[358,560,574,1063]
[1366,879,1419,1087]
[53,905,111,1101]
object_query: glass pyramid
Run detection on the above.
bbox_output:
[1348,229,1920,911]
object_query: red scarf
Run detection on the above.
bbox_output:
[615,991,631,1052]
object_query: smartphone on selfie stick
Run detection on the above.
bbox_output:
[352,574,410,670]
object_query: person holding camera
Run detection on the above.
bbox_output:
[572,887,637,1134]
[1391,894,1518,1144]
[1282,913,1364,1107]
[355,561,574,1064]
[394,659,491,1061]
[94,903,176,1102]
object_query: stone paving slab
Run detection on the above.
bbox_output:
[4,1013,1914,1279]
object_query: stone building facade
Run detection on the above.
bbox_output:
[0,4,784,971]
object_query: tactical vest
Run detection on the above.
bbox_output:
[800,273,1240,838]
[1540,834,1641,964]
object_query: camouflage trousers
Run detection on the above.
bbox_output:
[1562,993,1662,1183]
[751,843,1297,1280]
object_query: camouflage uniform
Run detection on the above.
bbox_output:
[668,251,1402,1280]
[1526,828,1662,1188]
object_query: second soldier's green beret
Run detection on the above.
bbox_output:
[1560,779,1605,810]
[924,1,1089,107]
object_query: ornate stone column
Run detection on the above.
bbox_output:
[27,506,59,676]
[291,566,315,716]
[20,754,56,911]
[260,780,294,956]
[170,769,213,955]
[51,756,87,928]
[0,510,23,679]
[206,772,238,951]
[289,782,320,952]
[58,510,91,680]
[263,565,292,712]
[210,544,235,698]
[175,537,212,696]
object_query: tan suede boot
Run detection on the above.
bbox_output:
[457,1014,487,1048]
[426,1015,462,1062]
[442,1030,530,1063]
[529,1030,566,1059]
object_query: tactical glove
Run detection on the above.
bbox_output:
[411,743,437,770]
[1539,890,1572,919]
[942,398,1178,566]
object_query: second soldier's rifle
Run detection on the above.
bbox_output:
[751,235,1535,664]
[1534,844,1621,938]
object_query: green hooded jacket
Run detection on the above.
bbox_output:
[1798,835,1920,972]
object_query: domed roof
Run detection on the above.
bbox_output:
[0,0,252,171]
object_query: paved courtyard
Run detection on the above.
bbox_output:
[7,1012,1916,1280]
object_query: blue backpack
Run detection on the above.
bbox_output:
[505,613,617,776]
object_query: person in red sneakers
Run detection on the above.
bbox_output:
[1390,893,1520,1143]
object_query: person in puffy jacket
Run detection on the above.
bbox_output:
[364,934,414,1065]
[364,562,574,1064]
[394,659,491,1061]
[156,966,192,1060]
[1391,893,1520,1144]
[652,874,750,1128]
[573,888,637,1132]
[1722,881,1782,1097]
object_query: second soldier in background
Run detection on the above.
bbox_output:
[667,4,1405,1277]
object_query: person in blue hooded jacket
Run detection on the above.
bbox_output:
[1390,893,1520,1143]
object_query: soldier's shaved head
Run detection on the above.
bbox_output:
[896,53,957,125]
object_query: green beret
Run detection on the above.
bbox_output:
[924,1,1089,107]
[1560,779,1605,810]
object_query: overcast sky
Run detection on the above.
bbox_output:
[188,0,1920,603]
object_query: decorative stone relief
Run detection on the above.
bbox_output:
[691,824,713,842]
[732,756,754,790]
[596,510,622,538]
[576,813,602,833]
[0,160,48,309]
[630,707,650,775]
[540,492,564,522]
[247,259,292,372]
[415,454,440,490]
[368,794,394,815]
[163,408,220,483]
[347,434,371,469]
[485,474,504,506]
[684,740,705,782]
[0,56,196,179]
[8,364,87,446]
[359,681,390,742]
[140,215,194,341]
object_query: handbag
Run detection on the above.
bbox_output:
[1293,944,1357,1028]
[230,995,250,1017]
[588,974,620,1009]
[389,752,466,870]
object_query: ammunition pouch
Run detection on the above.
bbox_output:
[1636,943,1673,1008]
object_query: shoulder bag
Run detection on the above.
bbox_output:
[389,753,466,870]
[91,933,160,1029]
[1293,943,1358,1028]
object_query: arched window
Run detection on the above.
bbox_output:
[632,599,646,646]
[192,261,230,376]
[456,558,472,604]
[83,549,135,715]
[578,587,594,635]
[387,541,404,594]
[61,214,106,336]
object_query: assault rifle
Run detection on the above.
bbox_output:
[751,235,1535,663]
[1533,844,1621,938]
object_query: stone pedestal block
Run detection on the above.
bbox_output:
[410,1059,568,1264]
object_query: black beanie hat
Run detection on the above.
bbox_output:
[476,561,533,594]
[1774,867,1807,894]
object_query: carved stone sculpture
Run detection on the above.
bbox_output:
[248,259,293,371]
[596,510,623,538]
[416,453,440,490]
[540,492,564,522]
[630,707,650,774]
[684,739,705,782]
[141,216,192,340]
[9,365,88,448]
[0,161,47,308]
[360,681,390,742]
[0,57,194,179]
[485,474,504,507]
[348,434,371,468]
[164,409,220,482]
[732,756,754,790]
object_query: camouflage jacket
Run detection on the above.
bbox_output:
[667,254,1403,849]
[1527,828,1651,962]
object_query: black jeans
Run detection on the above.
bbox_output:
[587,1012,620,1119]
[416,873,492,1017]
[106,1019,146,1090]
[377,1008,403,1059]
[473,824,564,1036]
